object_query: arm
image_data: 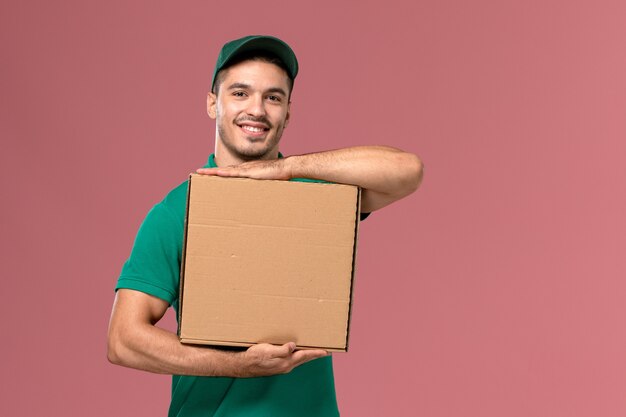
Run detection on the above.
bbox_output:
[107,289,328,377]
[197,146,424,212]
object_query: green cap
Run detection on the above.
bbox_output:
[211,35,299,91]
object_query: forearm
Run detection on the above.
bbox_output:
[108,290,328,378]
[197,145,424,212]
[108,321,241,377]
[285,146,424,212]
[286,146,418,189]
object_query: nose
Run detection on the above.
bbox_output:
[246,94,266,118]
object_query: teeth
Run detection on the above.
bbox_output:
[242,125,264,133]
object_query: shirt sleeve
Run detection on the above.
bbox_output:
[115,202,184,306]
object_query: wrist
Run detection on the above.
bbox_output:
[283,155,300,179]
[231,350,251,378]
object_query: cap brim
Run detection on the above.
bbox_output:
[212,35,298,90]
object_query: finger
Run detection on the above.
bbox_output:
[217,169,246,177]
[274,342,297,358]
[196,167,244,178]
[196,168,220,175]
[291,349,329,365]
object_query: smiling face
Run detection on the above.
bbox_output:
[207,59,292,166]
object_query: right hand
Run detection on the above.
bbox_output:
[237,342,329,377]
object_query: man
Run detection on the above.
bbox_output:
[108,35,423,416]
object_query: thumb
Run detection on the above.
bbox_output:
[276,342,297,358]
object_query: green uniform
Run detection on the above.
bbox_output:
[116,154,341,417]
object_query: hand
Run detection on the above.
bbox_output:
[236,342,329,377]
[196,158,292,180]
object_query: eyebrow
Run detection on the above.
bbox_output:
[265,87,288,97]
[227,83,251,91]
[227,83,287,97]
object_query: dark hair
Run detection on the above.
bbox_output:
[212,51,294,98]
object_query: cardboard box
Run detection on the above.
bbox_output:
[178,174,361,352]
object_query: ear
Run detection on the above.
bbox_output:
[284,103,291,128]
[207,92,217,119]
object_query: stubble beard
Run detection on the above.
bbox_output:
[217,119,285,162]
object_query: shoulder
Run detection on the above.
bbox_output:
[161,178,189,209]
[153,179,189,225]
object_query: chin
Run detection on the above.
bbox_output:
[218,131,281,161]
[237,139,280,159]
[235,146,274,161]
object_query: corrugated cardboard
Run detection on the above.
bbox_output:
[178,174,361,352]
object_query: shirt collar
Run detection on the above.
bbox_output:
[204,154,218,168]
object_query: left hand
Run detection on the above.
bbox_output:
[196,158,292,180]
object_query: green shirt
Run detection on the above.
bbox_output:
[116,154,341,417]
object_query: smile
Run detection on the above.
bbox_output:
[240,125,267,133]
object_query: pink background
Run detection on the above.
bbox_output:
[2,1,625,416]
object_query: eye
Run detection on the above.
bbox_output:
[267,95,282,102]
[232,91,247,97]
